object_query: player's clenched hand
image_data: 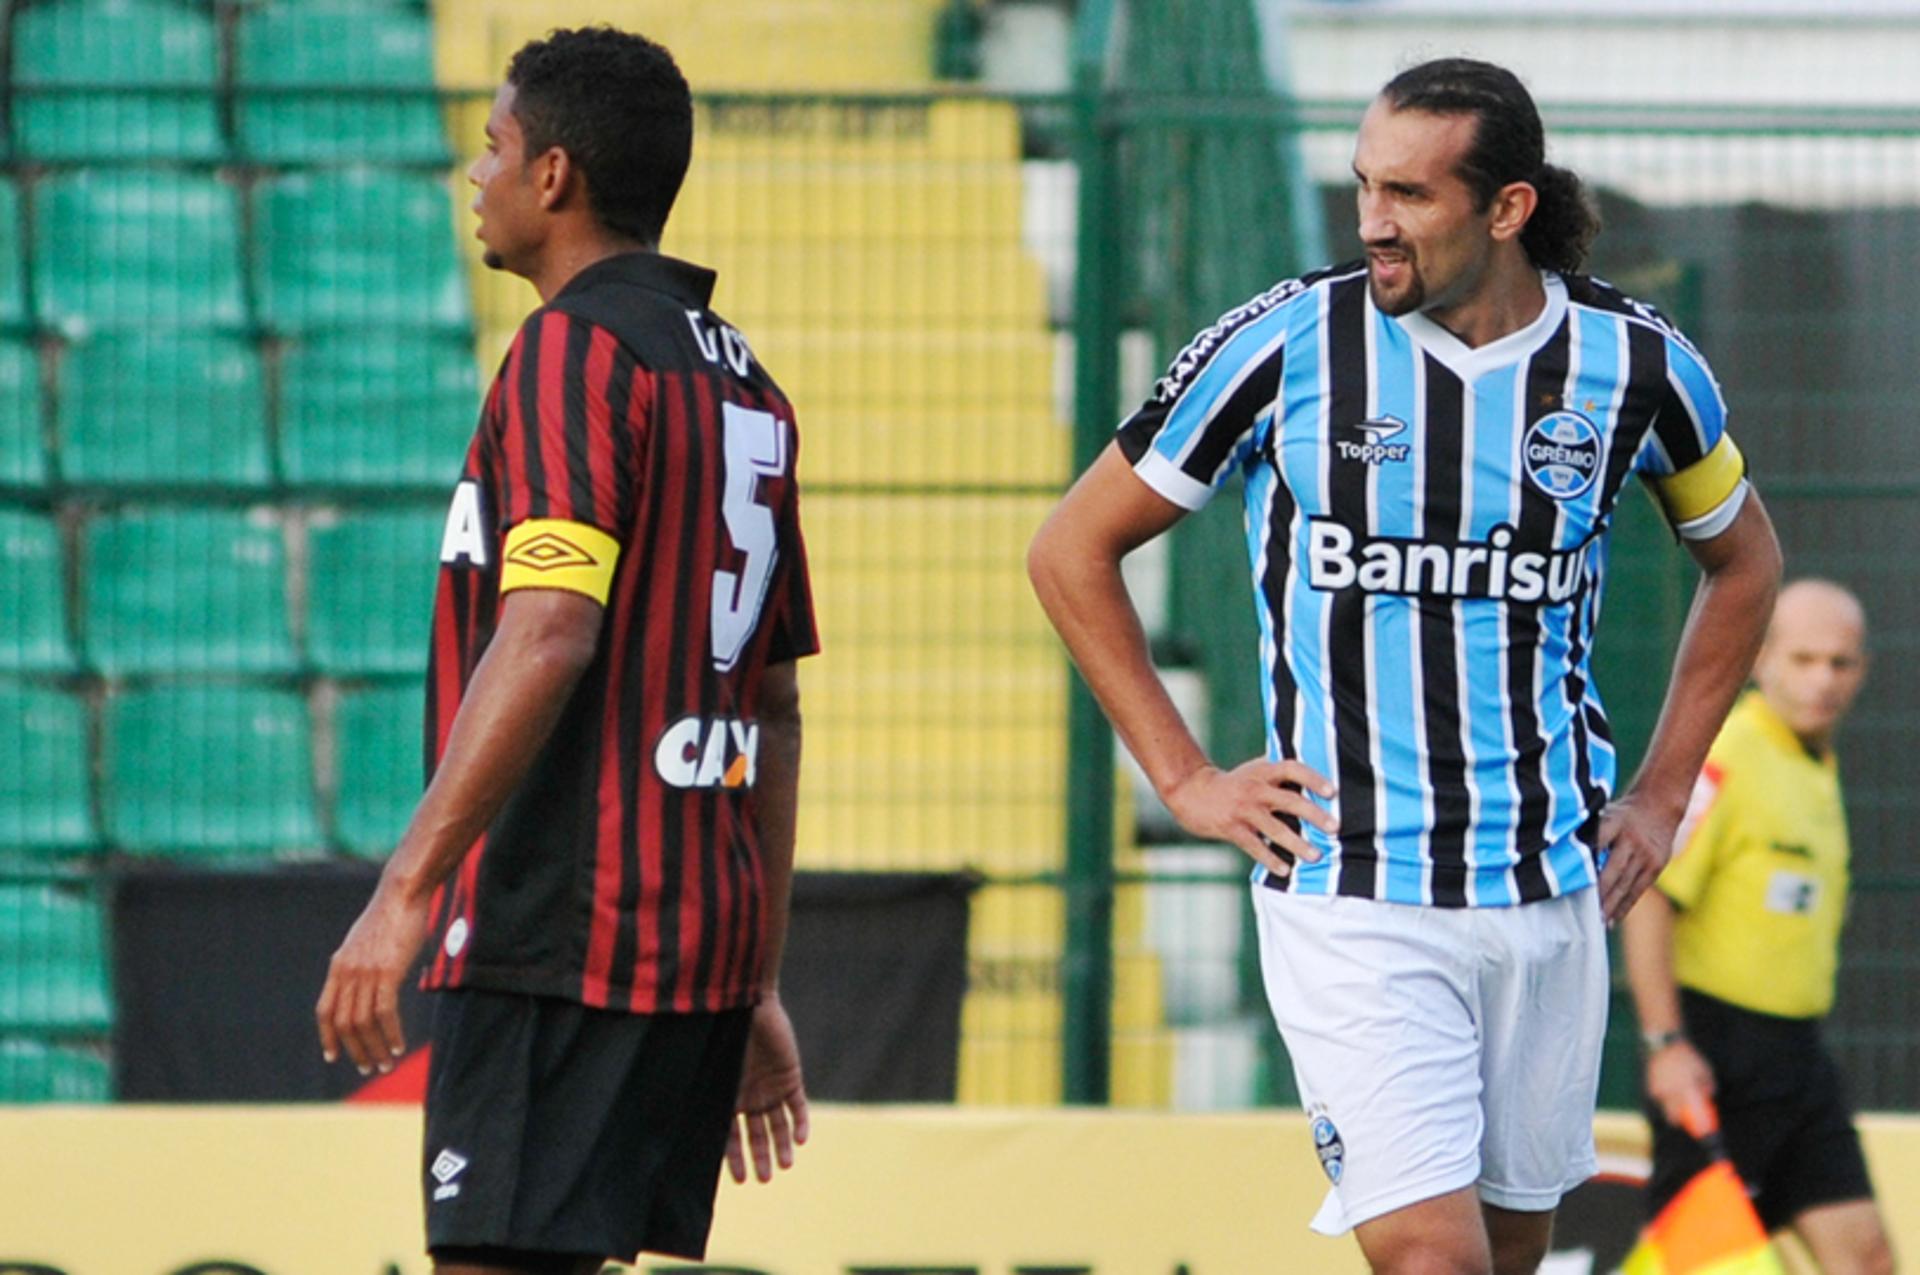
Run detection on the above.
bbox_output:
[1645,1038,1716,1129]
[1163,758,1338,877]
[1597,793,1682,925]
[315,885,432,1077]
[727,994,809,1185]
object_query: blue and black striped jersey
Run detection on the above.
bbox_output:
[1118,264,1749,908]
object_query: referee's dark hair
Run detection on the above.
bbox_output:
[507,27,693,247]
[1382,58,1600,275]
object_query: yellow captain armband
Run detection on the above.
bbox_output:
[500,518,622,604]
[1651,435,1749,541]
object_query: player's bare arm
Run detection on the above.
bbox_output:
[1028,443,1338,877]
[1598,493,1781,923]
[316,588,603,1074]
[1621,888,1717,1124]
[727,659,810,1185]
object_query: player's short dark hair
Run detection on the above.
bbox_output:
[1381,58,1600,275]
[507,27,692,246]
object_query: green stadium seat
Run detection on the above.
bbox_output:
[32,171,248,335]
[11,0,224,162]
[334,683,424,858]
[251,170,471,333]
[0,179,26,328]
[58,333,270,488]
[0,883,112,1032]
[306,507,441,674]
[0,1037,111,1102]
[0,509,77,672]
[0,683,96,858]
[279,332,477,489]
[0,339,48,489]
[104,685,321,856]
[82,509,295,675]
[237,6,449,163]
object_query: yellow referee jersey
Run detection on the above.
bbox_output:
[1657,690,1850,1019]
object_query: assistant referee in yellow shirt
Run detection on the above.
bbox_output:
[1624,579,1892,1275]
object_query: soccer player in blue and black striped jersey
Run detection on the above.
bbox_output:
[1031,59,1782,1274]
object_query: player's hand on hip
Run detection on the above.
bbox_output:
[1597,794,1681,925]
[315,885,431,1076]
[1164,758,1338,878]
[728,993,810,1185]
[1645,1038,1716,1129]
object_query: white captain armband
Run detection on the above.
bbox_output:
[1651,435,1749,541]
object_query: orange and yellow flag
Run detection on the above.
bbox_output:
[1622,1103,1784,1275]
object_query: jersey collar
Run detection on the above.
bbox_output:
[555,250,718,309]
[1385,270,1568,383]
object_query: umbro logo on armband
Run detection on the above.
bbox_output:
[504,531,598,572]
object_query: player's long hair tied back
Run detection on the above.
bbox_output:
[1383,57,1601,276]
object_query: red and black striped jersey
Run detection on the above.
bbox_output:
[420,251,818,1013]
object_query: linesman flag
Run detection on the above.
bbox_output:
[1622,1102,1784,1275]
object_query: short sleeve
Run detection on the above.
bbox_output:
[1657,761,1731,909]
[1115,292,1295,510]
[497,309,645,539]
[1636,338,1749,540]
[764,480,819,663]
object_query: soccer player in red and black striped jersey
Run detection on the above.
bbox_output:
[316,29,817,1275]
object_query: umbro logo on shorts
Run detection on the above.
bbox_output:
[431,1148,469,1201]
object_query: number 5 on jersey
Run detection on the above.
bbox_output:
[712,401,790,671]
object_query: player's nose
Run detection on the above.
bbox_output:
[1356,190,1395,244]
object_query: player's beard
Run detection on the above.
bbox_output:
[1367,255,1425,316]
[483,249,506,271]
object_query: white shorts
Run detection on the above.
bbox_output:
[1252,885,1608,1235]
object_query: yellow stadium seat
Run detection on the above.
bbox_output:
[432,0,947,91]
[696,98,1023,164]
[759,328,1066,485]
[954,883,1066,1105]
[676,160,1026,244]
[1111,1031,1176,1108]
[687,240,1049,327]
[797,489,1065,872]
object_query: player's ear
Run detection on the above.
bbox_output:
[533,145,573,211]
[1489,179,1538,244]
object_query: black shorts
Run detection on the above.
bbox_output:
[422,987,752,1264]
[1646,988,1874,1232]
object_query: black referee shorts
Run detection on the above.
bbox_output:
[422,987,752,1265]
[1646,988,1874,1232]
